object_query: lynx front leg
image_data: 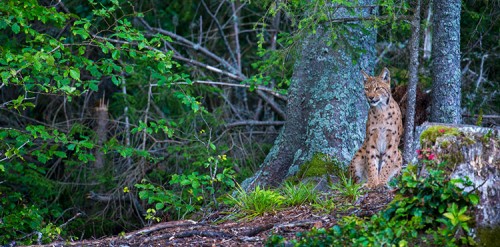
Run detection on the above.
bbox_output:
[379,149,402,185]
[379,134,402,185]
[349,146,366,183]
[366,129,381,188]
[366,148,381,188]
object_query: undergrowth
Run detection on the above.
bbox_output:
[229,185,285,219]
[228,182,321,219]
[280,182,318,206]
[329,172,363,203]
[265,163,480,246]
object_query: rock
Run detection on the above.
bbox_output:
[413,122,500,227]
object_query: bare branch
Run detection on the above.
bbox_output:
[225,120,285,128]
[230,0,243,72]
[200,0,237,66]
[174,80,286,101]
[137,18,240,76]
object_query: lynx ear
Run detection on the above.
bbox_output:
[361,70,369,83]
[379,67,390,81]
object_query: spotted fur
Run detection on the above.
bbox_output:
[349,67,403,188]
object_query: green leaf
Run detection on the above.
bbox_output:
[67,143,76,151]
[11,23,20,34]
[69,69,80,81]
[155,203,164,210]
[111,75,120,85]
[88,82,99,91]
[209,142,216,151]
[125,65,134,73]
[53,151,67,158]
[468,194,479,205]
[111,49,120,60]
[458,214,471,222]
[443,212,454,220]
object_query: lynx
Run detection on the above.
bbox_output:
[349,67,403,188]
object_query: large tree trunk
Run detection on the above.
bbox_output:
[242,2,376,190]
[430,0,462,123]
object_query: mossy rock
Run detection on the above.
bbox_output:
[295,153,343,180]
[420,125,460,147]
[284,153,344,191]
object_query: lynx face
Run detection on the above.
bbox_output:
[362,68,391,107]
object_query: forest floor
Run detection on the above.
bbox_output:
[34,189,394,247]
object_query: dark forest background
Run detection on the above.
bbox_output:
[0,0,498,244]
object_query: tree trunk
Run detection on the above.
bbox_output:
[430,0,462,124]
[403,0,421,165]
[242,2,376,189]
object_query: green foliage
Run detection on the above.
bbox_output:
[0,0,203,243]
[135,154,237,220]
[266,163,479,246]
[135,181,189,221]
[252,0,410,90]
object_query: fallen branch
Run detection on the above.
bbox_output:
[274,220,322,230]
[143,230,234,244]
[240,224,274,237]
[125,220,198,240]
[225,120,285,128]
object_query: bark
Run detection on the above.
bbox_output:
[430,0,462,123]
[423,1,432,61]
[242,2,376,189]
[403,0,421,165]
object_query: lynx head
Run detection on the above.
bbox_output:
[361,67,391,107]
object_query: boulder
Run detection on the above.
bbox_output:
[413,122,500,227]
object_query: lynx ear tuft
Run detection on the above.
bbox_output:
[380,67,390,81]
[361,70,369,82]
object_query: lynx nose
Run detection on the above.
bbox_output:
[368,96,375,101]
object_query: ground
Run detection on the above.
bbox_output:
[33,190,394,247]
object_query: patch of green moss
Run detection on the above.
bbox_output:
[480,130,494,145]
[296,153,342,180]
[420,125,460,146]
[440,140,451,149]
[463,136,476,145]
[438,154,464,171]
[477,226,500,247]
